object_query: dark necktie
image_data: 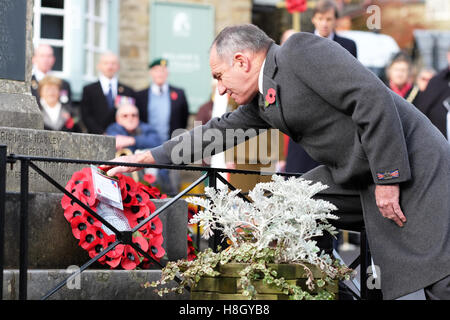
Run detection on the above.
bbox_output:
[106,83,114,109]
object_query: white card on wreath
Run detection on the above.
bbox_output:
[91,165,123,210]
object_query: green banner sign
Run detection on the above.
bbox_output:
[150,1,215,114]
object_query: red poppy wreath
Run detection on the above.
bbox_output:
[61,167,166,270]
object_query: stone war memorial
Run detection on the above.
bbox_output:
[0,0,187,300]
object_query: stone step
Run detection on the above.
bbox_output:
[2,269,189,300]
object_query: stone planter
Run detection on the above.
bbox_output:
[191,263,338,300]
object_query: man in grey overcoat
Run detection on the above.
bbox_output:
[106,24,450,300]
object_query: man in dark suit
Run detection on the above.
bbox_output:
[413,46,450,140]
[31,44,72,106]
[80,52,135,134]
[106,24,450,300]
[135,58,189,143]
[311,0,357,58]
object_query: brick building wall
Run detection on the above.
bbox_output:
[118,0,252,91]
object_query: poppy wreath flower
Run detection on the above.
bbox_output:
[149,216,163,235]
[79,227,103,251]
[265,88,276,107]
[148,235,166,260]
[62,168,166,270]
[121,246,141,270]
[170,91,178,101]
[63,203,86,223]
[140,183,167,200]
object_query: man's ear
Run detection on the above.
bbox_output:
[233,52,251,72]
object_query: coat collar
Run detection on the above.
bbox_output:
[263,43,279,79]
[257,43,295,138]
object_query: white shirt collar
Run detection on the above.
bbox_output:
[99,74,118,96]
[258,59,266,95]
[32,66,47,82]
[314,29,335,40]
[151,83,169,95]
[443,98,450,141]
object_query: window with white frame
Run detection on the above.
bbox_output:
[33,0,69,75]
[84,0,109,81]
[33,0,118,101]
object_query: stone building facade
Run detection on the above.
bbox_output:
[118,0,252,92]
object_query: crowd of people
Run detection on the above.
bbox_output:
[30,45,190,193]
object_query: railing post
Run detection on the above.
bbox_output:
[208,169,225,252]
[19,158,30,300]
[0,145,7,300]
[360,227,369,300]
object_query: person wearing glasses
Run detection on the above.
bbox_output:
[105,101,160,153]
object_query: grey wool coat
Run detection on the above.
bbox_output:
[151,33,450,300]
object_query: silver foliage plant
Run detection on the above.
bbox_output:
[187,174,340,274]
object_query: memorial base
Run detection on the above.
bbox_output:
[2,269,189,300]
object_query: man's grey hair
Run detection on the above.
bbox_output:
[212,24,274,65]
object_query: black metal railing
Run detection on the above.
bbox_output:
[0,146,374,300]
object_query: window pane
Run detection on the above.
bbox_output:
[84,20,91,45]
[52,46,63,71]
[40,14,64,39]
[41,0,64,9]
[94,22,102,47]
[94,52,102,72]
[94,0,102,17]
[85,50,92,76]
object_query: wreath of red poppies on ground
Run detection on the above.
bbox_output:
[61,167,166,270]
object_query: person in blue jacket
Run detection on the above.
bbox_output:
[106,102,161,153]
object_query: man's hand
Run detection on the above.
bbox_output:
[375,184,407,227]
[101,150,155,177]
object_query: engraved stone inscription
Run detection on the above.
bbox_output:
[0,127,115,193]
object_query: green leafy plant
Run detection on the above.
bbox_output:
[146,175,354,300]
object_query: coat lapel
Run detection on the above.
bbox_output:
[259,44,294,138]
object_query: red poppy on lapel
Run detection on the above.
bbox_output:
[170,91,178,101]
[265,88,276,107]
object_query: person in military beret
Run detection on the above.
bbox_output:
[80,52,135,134]
[135,58,189,142]
[134,58,189,194]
